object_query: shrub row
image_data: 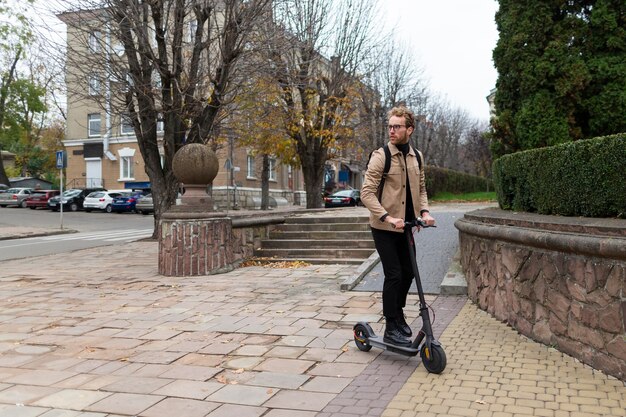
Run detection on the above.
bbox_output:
[493,134,626,217]
[425,166,492,198]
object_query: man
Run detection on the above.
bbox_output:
[360,106,435,347]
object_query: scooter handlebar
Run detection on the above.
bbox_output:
[405,217,436,228]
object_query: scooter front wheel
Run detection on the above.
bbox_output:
[420,344,446,374]
[353,324,372,352]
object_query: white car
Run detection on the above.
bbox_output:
[83,190,128,213]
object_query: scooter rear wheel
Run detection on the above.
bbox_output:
[353,324,372,352]
[420,344,446,374]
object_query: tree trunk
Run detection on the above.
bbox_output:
[0,149,9,186]
[0,48,21,186]
[260,153,270,210]
[302,156,324,209]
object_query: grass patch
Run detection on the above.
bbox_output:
[431,191,497,202]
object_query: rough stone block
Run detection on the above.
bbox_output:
[547,291,570,323]
[598,302,622,334]
[605,265,623,297]
[548,312,567,336]
[606,335,626,362]
[532,320,552,345]
[568,320,604,350]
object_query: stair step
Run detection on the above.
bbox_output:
[254,248,376,259]
[285,216,369,225]
[246,257,366,265]
[269,231,372,240]
[273,223,370,232]
[260,239,375,249]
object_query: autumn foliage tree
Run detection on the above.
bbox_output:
[261,0,379,208]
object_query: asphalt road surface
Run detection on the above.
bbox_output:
[0,207,155,261]
[354,203,495,294]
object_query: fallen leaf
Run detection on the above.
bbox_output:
[233,368,244,374]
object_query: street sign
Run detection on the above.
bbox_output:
[56,151,67,169]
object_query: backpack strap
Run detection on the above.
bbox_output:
[376,145,391,201]
[412,145,423,171]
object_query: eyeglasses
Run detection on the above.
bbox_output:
[387,124,406,131]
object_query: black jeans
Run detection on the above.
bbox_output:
[371,227,415,319]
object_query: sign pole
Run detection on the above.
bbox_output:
[56,150,66,230]
[59,166,64,230]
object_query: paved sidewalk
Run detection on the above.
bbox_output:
[0,239,624,416]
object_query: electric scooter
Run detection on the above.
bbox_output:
[353,218,447,374]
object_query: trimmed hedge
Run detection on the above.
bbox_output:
[493,134,626,217]
[425,166,492,198]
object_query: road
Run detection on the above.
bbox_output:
[0,207,155,261]
[354,202,496,294]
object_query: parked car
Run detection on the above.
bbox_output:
[0,184,8,193]
[111,190,146,213]
[48,188,105,212]
[83,190,127,213]
[323,189,361,208]
[25,190,60,210]
[0,187,34,208]
[135,192,183,215]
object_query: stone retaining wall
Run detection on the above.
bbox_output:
[159,210,287,276]
[455,208,625,380]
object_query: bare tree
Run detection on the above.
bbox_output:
[461,121,492,177]
[359,40,429,153]
[55,0,272,236]
[262,0,379,208]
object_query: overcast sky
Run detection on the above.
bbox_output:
[381,0,499,121]
[26,0,500,121]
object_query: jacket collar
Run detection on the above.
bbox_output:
[388,141,416,156]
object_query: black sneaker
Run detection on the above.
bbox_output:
[397,314,412,338]
[383,320,412,347]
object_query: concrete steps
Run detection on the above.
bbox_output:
[253,212,375,265]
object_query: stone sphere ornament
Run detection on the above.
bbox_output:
[172,143,219,208]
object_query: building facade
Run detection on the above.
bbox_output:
[57,8,364,210]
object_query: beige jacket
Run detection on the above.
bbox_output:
[361,143,429,232]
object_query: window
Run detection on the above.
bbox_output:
[157,114,165,133]
[88,113,101,137]
[247,155,256,178]
[121,156,134,179]
[122,71,134,92]
[188,20,198,42]
[88,74,100,95]
[269,158,277,181]
[118,147,136,180]
[120,114,134,135]
[89,31,101,53]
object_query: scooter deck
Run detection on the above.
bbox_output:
[367,335,420,356]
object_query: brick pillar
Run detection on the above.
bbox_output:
[158,212,234,276]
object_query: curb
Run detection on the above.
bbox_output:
[0,229,78,241]
[340,251,380,291]
[342,249,469,295]
[439,250,468,295]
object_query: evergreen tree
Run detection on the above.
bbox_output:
[491,0,625,157]
[581,0,626,136]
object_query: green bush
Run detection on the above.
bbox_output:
[425,166,492,198]
[493,134,626,217]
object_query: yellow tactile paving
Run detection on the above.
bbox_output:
[383,302,626,417]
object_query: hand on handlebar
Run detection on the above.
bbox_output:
[388,216,437,229]
[405,216,437,229]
